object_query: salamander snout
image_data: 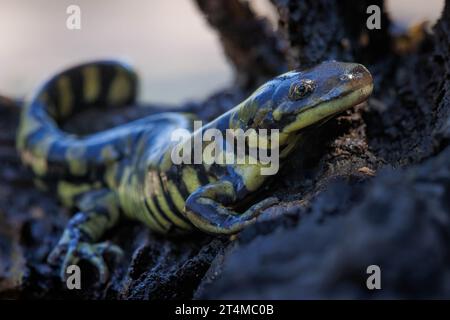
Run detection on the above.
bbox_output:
[338,63,373,92]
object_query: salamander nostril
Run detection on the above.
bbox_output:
[339,73,352,81]
[340,67,366,82]
[351,65,369,77]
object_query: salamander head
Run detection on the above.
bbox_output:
[233,61,373,134]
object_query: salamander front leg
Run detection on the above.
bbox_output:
[185,181,278,234]
[48,189,123,284]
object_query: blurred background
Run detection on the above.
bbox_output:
[0,0,444,104]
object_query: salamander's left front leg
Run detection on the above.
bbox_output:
[48,189,123,283]
[185,180,278,234]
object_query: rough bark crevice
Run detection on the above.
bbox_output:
[270,0,391,68]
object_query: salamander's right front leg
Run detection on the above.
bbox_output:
[48,189,123,284]
[185,180,278,234]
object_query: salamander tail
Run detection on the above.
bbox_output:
[16,60,138,178]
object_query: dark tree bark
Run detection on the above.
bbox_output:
[1,0,450,299]
[194,0,287,89]
[270,0,391,68]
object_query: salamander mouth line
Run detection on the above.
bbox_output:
[282,83,373,133]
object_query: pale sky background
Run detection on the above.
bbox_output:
[0,0,445,104]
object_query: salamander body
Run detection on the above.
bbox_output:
[17,60,373,282]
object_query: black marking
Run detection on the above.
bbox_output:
[195,164,211,187]
[157,172,192,226]
[168,167,190,200]
[150,194,176,229]
[143,197,168,231]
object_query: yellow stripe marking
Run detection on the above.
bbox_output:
[234,159,268,192]
[57,181,93,207]
[166,180,186,213]
[145,196,171,229]
[118,168,166,233]
[282,84,373,133]
[159,173,191,229]
[82,66,100,103]
[140,195,166,232]
[108,68,131,106]
[57,75,73,118]
[182,166,202,194]
[145,171,171,229]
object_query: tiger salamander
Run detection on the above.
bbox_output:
[17,60,373,282]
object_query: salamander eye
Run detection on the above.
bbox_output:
[288,79,315,100]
